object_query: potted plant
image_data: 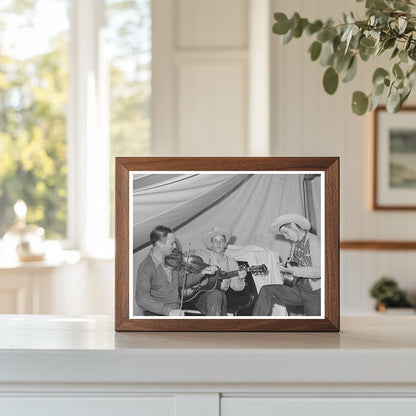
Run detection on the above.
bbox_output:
[369,276,413,313]
[272,0,416,115]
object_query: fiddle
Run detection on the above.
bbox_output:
[165,248,224,275]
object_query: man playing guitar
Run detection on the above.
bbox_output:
[252,214,321,316]
[187,226,247,316]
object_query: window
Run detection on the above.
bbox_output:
[0,0,70,239]
[0,0,151,253]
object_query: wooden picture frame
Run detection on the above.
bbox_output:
[373,106,416,210]
[115,157,339,332]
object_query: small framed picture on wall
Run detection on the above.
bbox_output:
[374,106,416,209]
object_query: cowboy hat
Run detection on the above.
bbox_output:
[269,214,311,234]
[203,226,231,249]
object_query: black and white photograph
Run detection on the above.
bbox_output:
[130,171,324,319]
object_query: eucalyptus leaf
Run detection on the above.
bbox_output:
[372,68,389,85]
[393,0,409,12]
[373,82,385,96]
[320,40,335,66]
[409,45,416,60]
[345,25,359,52]
[391,47,399,59]
[386,87,401,112]
[359,44,375,61]
[317,30,328,43]
[393,63,404,79]
[342,56,358,82]
[383,37,396,50]
[366,0,388,10]
[282,29,294,44]
[408,71,416,88]
[405,34,413,50]
[369,30,380,44]
[273,13,290,35]
[334,52,352,72]
[309,41,322,61]
[399,49,408,63]
[341,26,352,43]
[401,87,411,103]
[347,13,356,24]
[293,18,308,38]
[290,13,301,30]
[350,32,361,49]
[398,17,407,34]
[369,92,383,111]
[307,20,323,35]
[323,67,339,94]
[408,63,416,78]
[352,91,369,115]
[360,37,375,48]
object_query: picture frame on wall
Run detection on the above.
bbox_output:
[374,106,416,210]
[115,157,339,332]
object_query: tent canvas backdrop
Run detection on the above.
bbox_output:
[131,172,322,317]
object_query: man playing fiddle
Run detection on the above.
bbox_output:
[135,225,217,316]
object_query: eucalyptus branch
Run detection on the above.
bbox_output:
[272,0,416,114]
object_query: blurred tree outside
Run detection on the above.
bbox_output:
[0,0,69,239]
[0,0,151,241]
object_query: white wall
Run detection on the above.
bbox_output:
[50,0,416,316]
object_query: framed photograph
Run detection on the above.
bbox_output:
[115,157,339,332]
[374,106,416,209]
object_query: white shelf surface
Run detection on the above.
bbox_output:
[0,315,415,389]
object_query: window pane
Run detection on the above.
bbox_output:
[0,0,70,239]
[106,0,151,237]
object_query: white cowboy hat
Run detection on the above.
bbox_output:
[269,214,311,234]
[203,226,231,249]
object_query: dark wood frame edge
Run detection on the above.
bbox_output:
[115,157,340,332]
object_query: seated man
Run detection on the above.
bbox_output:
[190,226,246,316]
[136,225,216,316]
[252,214,321,317]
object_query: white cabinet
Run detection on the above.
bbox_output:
[222,398,416,416]
[1,397,175,416]
[0,316,415,415]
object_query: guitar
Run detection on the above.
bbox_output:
[281,259,300,288]
[182,264,268,303]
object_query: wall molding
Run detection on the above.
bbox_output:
[341,241,416,250]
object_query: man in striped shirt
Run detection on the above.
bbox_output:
[252,214,321,317]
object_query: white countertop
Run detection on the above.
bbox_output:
[0,315,415,389]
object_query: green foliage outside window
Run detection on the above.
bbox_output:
[0,0,151,240]
[0,1,69,238]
